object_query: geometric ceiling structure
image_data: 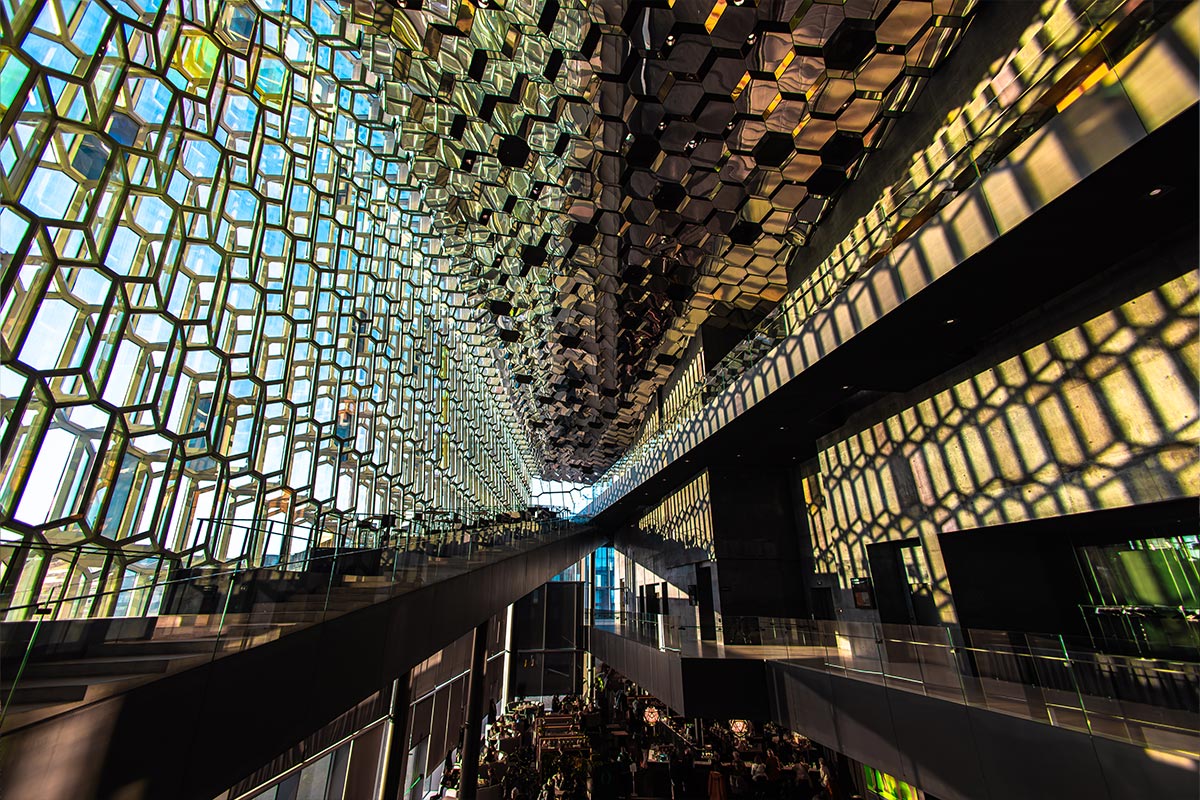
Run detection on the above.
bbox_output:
[352,0,976,480]
[0,0,980,591]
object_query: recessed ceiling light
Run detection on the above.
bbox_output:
[945,318,956,324]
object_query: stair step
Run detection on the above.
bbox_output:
[22,654,185,680]
[4,674,98,704]
[2,671,171,707]
[0,699,74,719]
[340,576,394,585]
[243,602,364,615]
[2,681,89,706]
[88,638,222,658]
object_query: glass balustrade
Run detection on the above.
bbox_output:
[589,610,1200,758]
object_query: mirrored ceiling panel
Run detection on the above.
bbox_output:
[351,0,975,479]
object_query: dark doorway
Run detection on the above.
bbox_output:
[696,564,716,639]
[867,539,940,626]
[811,587,836,620]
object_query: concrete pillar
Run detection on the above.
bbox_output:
[707,465,808,620]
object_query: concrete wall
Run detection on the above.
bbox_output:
[802,267,1199,624]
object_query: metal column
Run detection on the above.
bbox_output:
[379,671,412,800]
[457,621,489,800]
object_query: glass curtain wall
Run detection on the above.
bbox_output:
[0,0,543,620]
[1078,535,1200,656]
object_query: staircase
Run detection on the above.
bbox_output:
[0,522,604,800]
[1,523,571,734]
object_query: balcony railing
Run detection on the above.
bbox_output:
[0,513,590,732]
[591,610,1200,759]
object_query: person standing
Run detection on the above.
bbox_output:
[487,697,499,727]
[764,749,780,782]
[817,758,835,800]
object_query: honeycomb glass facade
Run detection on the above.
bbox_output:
[0,0,544,618]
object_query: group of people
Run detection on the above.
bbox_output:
[700,746,840,800]
[466,694,601,800]
[594,669,848,800]
[438,671,853,800]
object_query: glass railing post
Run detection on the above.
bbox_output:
[322,529,341,617]
[1061,633,1094,738]
[213,558,239,658]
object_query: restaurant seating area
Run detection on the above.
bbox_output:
[439,668,886,800]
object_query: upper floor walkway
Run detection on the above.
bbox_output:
[590,612,1199,800]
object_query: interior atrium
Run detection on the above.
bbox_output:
[0,0,1197,798]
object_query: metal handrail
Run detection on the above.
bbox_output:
[590,611,1200,755]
